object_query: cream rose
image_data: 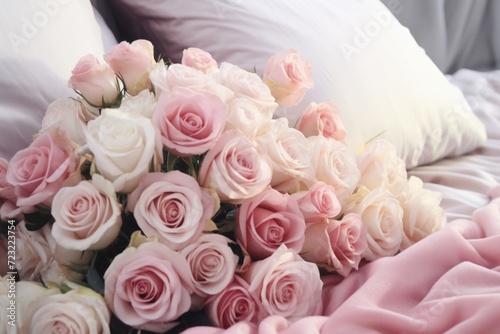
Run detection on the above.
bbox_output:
[119,89,157,118]
[218,62,278,114]
[180,234,238,297]
[198,130,272,204]
[263,49,314,107]
[400,176,446,250]
[16,280,58,333]
[346,186,404,260]
[38,98,96,146]
[84,109,157,193]
[300,213,367,276]
[51,174,122,251]
[255,118,314,193]
[241,245,323,322]
[104,240,194,333]
[307,136,360,207]
[68,54,120,107]
[206,275,260,329]
[296,101,347,142]
[127,171,217,251]
[225,98,274,139]
[28,286,110,334]
[104,39,155,95]
[356,139,408,199]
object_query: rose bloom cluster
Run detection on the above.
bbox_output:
[0,40,446,333]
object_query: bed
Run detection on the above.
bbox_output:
[1,0,500,333]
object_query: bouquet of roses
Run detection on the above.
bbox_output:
[0,40,446,333]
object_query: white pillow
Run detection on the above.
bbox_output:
[107,0,487,168]
[0,0,107,159]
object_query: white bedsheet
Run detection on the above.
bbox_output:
[410,69,500,221]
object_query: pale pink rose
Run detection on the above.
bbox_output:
[400,176,446,250]
[127,171,217,251]
[6,130,80,208]
[225,98,274,139]
[198,130,272,204]
[15,221,53,281]
[182,47,218,74]
[235,187,305,260]
[38,98,96,147]
[218,62,278,114]
[119,89,156,118]
[296,101,347,142]
[153,87,227,157]
[241,245,323,322]
[85,109,158,193]
[346,186,404,260]
[300,213,367,276]
[291,182,342,223]
[68,54,120,107]
[104,241,194,333]
[104,39,155,96]
[255,118,314,193]
[51,174,122,251]
[16,281,59,333]
[356,139,408,199]
[263,49,314,107]
[206,275,260,329]
[307,136,360,208]
[0,158,14,201]
[28,286,110,334]
[180,234,238,297]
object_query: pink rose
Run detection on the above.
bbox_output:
[104,241,194,333]
[6,130,80,208]
[241,245,323,322]
[296,101,347,142]
[15,221,53,280]
[198,131,272,204]
[182,47,218,74]
[346,186,404,260]
[68,54,120,107]
[51,174,122,251]
[104,39,155,95]
[153,87,227,157]
[255,118,313,193]
[0,158,14,201]
[263,49,314,107]
[218,62,278,114]
[206,275,260,329]
[235,187,306,260]
[300,213,367,276]
[180,234,238,297]
[307,136,360,208]
[127,171,217,251]
[291,182,342,223]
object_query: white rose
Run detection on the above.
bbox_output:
[356,139,408,199]
[218,62,278,114]
[346,186,404,261]
[400,176,446,250]
[84,109,158,193]
[38,98,95,146]
[28,286,110,334]
[255,118,314,193]
[51,174,122,251]
[225,98,273,139]
[119,89,157,118]
[307,136,360,207]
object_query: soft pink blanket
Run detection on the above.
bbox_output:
[184,185,500,333]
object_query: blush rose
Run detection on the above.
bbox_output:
[296,101,347,142]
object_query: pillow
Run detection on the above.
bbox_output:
[107,0,487,168]
[0,0,107,159]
